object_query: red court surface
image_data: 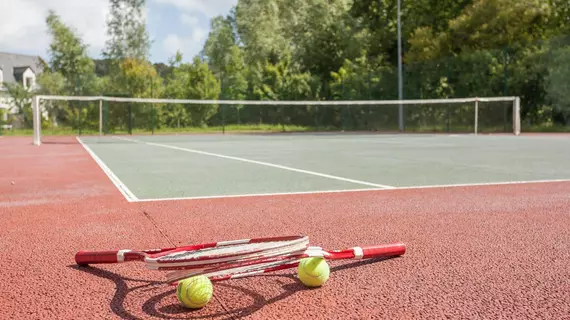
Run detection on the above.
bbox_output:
[2,136,570,319]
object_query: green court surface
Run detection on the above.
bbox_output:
[78,134,570,201]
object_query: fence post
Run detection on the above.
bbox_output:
[474,97,479,135]
[220,74,225,134]
[151,79,155,135]
[99,99,103,137]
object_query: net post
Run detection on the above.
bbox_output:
[99,99,103,137]
[513,97,521,135]
[151,106,155,135]
[474,97,479,135]
[128,104,133,135]
[220,102,225,135]
[32,96,41,146]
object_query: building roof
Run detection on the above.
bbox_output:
[0,52,43,84]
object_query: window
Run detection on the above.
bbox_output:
[25,76,33,89]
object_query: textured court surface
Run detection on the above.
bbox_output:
[2,135,570,319]
[79,134,570,200]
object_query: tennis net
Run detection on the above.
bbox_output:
[32,95,521,145]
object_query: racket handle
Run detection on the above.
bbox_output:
[75,250,124,265]
[359,243,406,259]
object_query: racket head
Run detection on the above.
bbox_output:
[144,235,309,269]
[164,242,407,284]
[166,257,303,284]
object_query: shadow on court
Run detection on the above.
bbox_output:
[69,256,399,319]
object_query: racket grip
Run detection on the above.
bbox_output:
[75,250,122,265]
[360,243,406,259]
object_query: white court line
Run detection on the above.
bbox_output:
[76,137,139,202]
[133,178,570,202]
[114,136,394,189]
[136,188,386,202]
[394,178,570,190]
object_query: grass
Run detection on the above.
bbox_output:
[522,124,570,132]
[0,124,317,137]
[2,123,568,137]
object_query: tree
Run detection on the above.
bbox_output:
[202,16,237,75]
[546,47,570,125]
[295,0,362,80]
[407,0,552,61]
[36,71,67,126]
[235,0,289,65]
[45,10,97,95]
[116,58,163,98]
[164,53,221,127]
[223,46,248,100]
[103,0,151,70]
[3,83,34,128]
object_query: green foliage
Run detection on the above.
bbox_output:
[45,11,97,95]
[330,56,391,99]
[407,0,551,61]
[546,47,570,124]
[36,71,68,127]
[4,83,33,128]
[116,58,164,98]
[103,0,150,63]
[203,16,237,75]
[248,53,313,101]
[164,54,221,126]
[223,46,248,100]
[37,71,67,96]
[34,0,570,132]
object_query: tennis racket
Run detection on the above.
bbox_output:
[75,235,309,269]
[165,242,406,284]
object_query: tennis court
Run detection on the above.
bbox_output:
[3,133,570,319]
[77,133,570,201]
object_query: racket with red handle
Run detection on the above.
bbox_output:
[166,242,406,284]
[75,235,309,269]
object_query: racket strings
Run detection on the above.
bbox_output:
[163,247,327,283]
[151,241,310,270]
[158,241,297,261]
[166,257,303,283]
[146,236,310,270]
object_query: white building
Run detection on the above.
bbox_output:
[0,52,43,128]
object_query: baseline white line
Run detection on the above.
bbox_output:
[76,137,139,202]
[133,178,570,202]
[114,136,394,189]
[393,178,570,190]
[136,188,386,202]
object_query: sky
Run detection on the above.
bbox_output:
[0,0,238,63]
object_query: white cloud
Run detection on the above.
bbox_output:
[153,0,236,61]
[192,28,207,43]
[180,13,199,26]
[162,30,207,59]
[0,0,109,59]
[163,34,183,56]
[153,0,237,18]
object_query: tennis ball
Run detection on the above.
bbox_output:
[176,275,213,309]
[297,257,330,287]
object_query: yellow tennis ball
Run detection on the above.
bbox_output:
[297,257,330,287]
[176,275,213,309]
